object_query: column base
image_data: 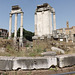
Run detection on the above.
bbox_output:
[32,36,38,40]
[8,36,11,39]
[14,37,17,45]
[19,37,23,47]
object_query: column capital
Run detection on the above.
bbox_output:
[15,13,18,15]
[9,14,12,17]
[35,12,37,15]
[21,12,24,13]
[21,12,24,14]
[53,12,55,15]
[50,11,52,14]
[21,12,23,16]
[42,11,44,14]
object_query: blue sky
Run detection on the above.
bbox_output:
[0,0,75,32]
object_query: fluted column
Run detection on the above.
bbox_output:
[9,14,12,39]
[19,12,23,47]
[35,13,37,35]
[53,12,56,30]
[50,12,52,34]
[14,13,18,39]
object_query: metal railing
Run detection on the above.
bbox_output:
[50,71,75,75]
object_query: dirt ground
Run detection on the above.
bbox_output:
[0,66,75,75]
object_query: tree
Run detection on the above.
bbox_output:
[0,32,1,37]
[17,28,34,41]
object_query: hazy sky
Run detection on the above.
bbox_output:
[0,0,75,32]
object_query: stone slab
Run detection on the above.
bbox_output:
[32,36,38,40]
[41,51,56,56]
[0,56,14,70]
[56,54,75,68]
[12,57,57,70]
[51,47,65,54]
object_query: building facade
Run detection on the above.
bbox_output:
[0,29,8,38]
[57,21,75,42]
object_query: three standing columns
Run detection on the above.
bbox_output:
[8,12,24,47]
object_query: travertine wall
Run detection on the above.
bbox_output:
[0,54,75,70]
[36,11,51,36]
[0,56,57,70]
[43,11,51,35]
[37,12,43,36]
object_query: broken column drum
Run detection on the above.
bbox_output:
[8,5,24,47]
[34,3,56,37]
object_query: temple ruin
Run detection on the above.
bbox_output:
[33,3,56,39]
[8,5,24,47]
[33,3,75,43]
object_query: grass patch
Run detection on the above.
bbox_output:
[28,48,42,57]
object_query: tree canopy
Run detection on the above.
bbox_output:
[17,28,34,41]
[12,28,34,41]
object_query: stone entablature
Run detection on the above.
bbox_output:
[36,3,55,13]
[10,5,23,14]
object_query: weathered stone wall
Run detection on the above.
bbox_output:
[0,54,75,70]
[36,11,51,36]
[0,56,57,71]
[35,3,54,37]
[57,54,75,68]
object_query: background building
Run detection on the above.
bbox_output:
[0,29,8,38]
[56,21,75,42]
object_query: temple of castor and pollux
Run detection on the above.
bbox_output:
[8,5,24,47]
[8,3,75,47]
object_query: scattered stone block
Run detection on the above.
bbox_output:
[56,54,75,67]
[0,56,14,70]
[40,36,44,40]
[32,36,38,40]
[0,47,5,52]
[41,51,56,56]
[51,47,65,54]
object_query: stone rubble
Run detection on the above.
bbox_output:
[51,47,65,54]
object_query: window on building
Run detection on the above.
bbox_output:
[0,32,1,36]
[74,34,75,37]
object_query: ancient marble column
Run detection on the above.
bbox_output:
[53,12,56,30]
[9,14,12,39]
[14,13,18,39]
[19,12,23,46]
[35,13,37,36]
[50,12,52,34]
